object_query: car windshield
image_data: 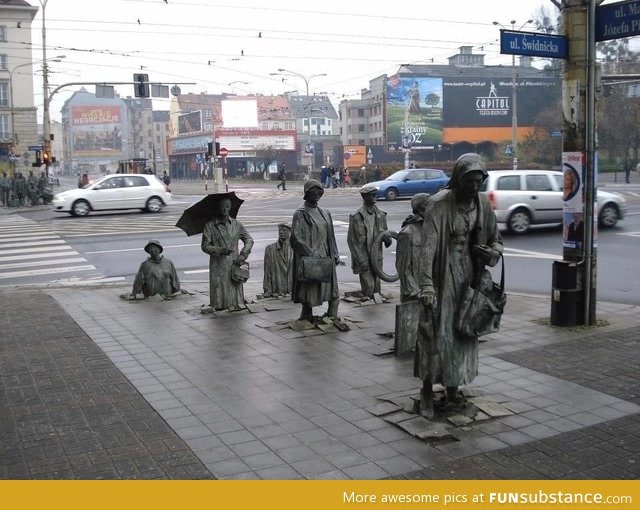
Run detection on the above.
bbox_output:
[386,170,409,181]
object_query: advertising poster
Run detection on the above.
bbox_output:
[178,110,203,134]
[71,105,123,158]
[562,151,584,249]
[385,75,443,151]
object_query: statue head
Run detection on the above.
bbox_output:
[410,193,430,218]
[144,240,163,260]
[447,153,488,201]
[360,185,378,206]
[218,197,232,219]
[277,223,291,242]
[303,179,324,202]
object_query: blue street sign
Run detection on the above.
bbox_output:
[504,145,513,155]
[550,130,563,138]
[596,0,640,41]
[500,30,568,59]
[28,145,44,151]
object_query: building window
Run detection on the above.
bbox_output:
[0,114,10,139]
[0,82,7,107]
[203,109,212,118]
[358,108,365,117]
[285,121,293,130]
[0,27,6,42]
[203,121,212,131]
[358,124,365,132]
[0,55,7,70]
[261,122,268,130]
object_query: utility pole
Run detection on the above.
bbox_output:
[552,0,600,326]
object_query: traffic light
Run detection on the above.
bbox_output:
[207,142,213,157]
[32,150,42,167]
[43,152,51,167]
[215,142,220,156]
[133,73,150,98]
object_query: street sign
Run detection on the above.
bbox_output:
[550,130,563,138]
[596,0,640,41]
[28,145,44,152]
[504,145,513,156]
[500,30,568,59]
[218,147,229,158]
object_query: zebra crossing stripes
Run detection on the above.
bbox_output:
[0,216,98,281]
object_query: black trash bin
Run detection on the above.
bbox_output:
[550,260,582,327]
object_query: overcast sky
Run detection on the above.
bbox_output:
[25,0,587,119]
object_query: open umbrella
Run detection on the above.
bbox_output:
[175,192,244,236]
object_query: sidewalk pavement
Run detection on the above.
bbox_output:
[1,276,639,479]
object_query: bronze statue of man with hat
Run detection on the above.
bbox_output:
[347,185,392,299]
[263,223,293,297]
[130,240,181,299]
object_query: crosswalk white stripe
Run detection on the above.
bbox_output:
[0,250,80,263]
[0,245,74,256]
[0,233,59,240]
[0,265,96,279]
[0,257,88,270]
[0,239,66,249]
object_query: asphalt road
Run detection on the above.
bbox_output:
[4,185,640,304]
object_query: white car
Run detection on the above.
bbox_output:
[480,170,627,234]
[53,173,172,217]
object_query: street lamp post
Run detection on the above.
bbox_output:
[270,69,326,179]
[493,19,533,170]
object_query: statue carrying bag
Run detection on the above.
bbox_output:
[455,255,506,339]
[231,262,250,283]
[298,256,333,283]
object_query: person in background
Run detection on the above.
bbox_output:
[276,163,287,190]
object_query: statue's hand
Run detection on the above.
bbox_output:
[473,244,500,266]
[420,287,437,309]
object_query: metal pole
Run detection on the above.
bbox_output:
[511,51,518,170]
[41,0,51,179]
[583,0,598,325]
[306,78,312,180]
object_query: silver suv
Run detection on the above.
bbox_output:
[480,170,626,234]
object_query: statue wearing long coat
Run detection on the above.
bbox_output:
[201,217,253,310]
[418,188,502,387]
[290,204,339,307]
[263,239,293,296]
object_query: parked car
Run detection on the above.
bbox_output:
[367,168,450,200]
[480,169,627,234]
[53,173,172,217]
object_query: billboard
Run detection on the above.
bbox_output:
[178,111,203,134]
[386,76,443,151]
[71,105,123,158]
[386,74,560,148]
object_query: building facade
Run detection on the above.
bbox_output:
[0,0,38,176]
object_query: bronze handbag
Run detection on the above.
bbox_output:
[231,263,250,283]
[298,256,333,283]
[455,255,506,339]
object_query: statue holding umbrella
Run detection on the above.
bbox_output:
[176,192,254,311]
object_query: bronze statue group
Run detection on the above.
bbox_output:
[130,153,504,419]
[0,170,53,208]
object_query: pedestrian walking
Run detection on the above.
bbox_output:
[0,172,10,207]
[276,163,287,190]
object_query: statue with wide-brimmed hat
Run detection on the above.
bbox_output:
[129,239,181,299]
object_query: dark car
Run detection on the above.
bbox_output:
[367,168,449,200]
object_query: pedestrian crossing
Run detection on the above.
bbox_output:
[47,211,298,237]
[0,216,105,283]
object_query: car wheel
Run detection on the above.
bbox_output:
[507,208,531,234]
[598,203,618,228]
[145,196,163,213]
[384,188,398,201]
[71,199,90,217]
